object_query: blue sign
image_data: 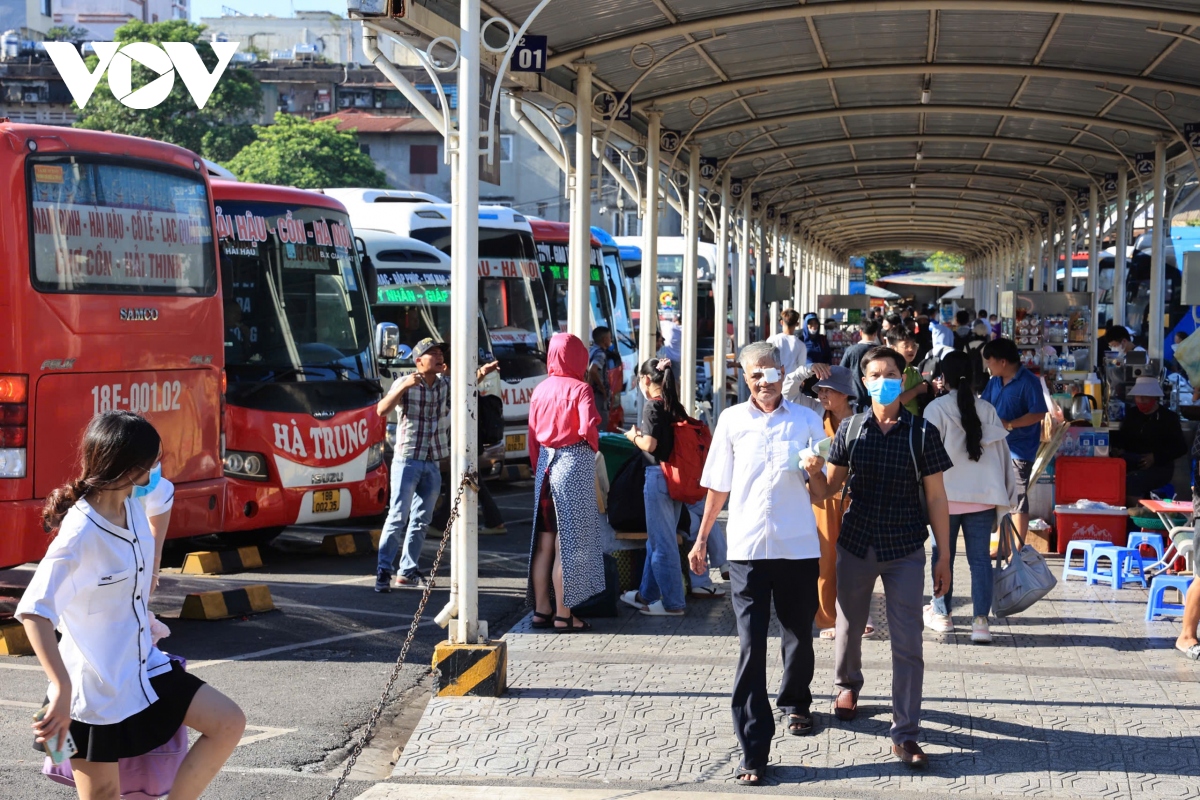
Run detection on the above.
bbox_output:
[599,92,630,121]
[1187,123,1200,151]
[1103,172,1118,194]
[511,35,548,73]
[1136,152,1155,176]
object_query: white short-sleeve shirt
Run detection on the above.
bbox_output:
[701,398,825,561]
[16,498,172,725]
[140,477,175,518]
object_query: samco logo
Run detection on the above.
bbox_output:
[44,41,239,110]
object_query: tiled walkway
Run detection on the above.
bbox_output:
[389,545,1200,798]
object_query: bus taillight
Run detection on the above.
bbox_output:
[0,374,28,477]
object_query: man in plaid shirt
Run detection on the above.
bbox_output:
[375,338,498,591]
[821,345,953,768]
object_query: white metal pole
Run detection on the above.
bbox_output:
[737,194,751,353]
[754,219,765,341]
[680,147,700,415]
[1088,184,1100,349]
[639,112,661,366]
[768,216,781,336]
[569,63,594,342]
[1115,170,1128,330]
[714,175,730,420]
[452,0,481,646]
[1150,141,1167,361]
[793,233,803,311]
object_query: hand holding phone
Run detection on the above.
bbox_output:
[34,699,77,764]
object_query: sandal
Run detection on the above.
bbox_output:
[1177,643,1200,661]
[863,616,876,638]
[833,689,858,721]
[531,611,553,629]
[819,628,837,640]
[553,615,592,632]
[734,766,765,787]
[787,712,815,736]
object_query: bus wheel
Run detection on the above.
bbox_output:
[216,526,286,549]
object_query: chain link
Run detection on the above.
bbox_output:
[325,470,479,800]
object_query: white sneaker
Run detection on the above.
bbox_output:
[923,604,954,633]
[970,616,992,644]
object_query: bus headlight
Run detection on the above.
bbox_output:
[385,423,396,449]
[0,448,26,478]
[224,450,268,481]
[366,441,386,471]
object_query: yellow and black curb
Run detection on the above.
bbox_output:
[181,546,262,575]
[0,619,32,656]
[320,529,382,556]
[181,585,275,620]
[432,640,507,697]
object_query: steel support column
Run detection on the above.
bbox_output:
[737,195,751,401]
[1088,185,1100,350]
[639,111,661,366]
[1150,142,1167,361]
[768,216,781,336]
[755,220,765,340]
[680,148,700,414]
[714,175,731,420]
[1115,170,1128,330]
[568,63,594,341]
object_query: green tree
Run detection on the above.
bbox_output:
[225,113,388,189]
[863,250,905,284]
[45,25,89,41]
[923,250,965,272]
[72,20,260,161]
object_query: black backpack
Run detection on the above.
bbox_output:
[607,454,648,532]
[478,393,505,447]
[844,411,928,510]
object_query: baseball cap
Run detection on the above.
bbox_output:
[412,338,444,360]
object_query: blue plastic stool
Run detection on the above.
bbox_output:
[1146,574,1195,620]
[1063,540,1108,582]
[1087,546,1148,589]
[1127,532,1165,563]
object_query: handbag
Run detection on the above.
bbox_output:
[992,513,1057,616]
[43,655,189,800]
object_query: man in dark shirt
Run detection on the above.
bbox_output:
[1114,377,1188,505]
[840,318,881,408]
[821,346,953,769]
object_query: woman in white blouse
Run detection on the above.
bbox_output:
[922,352,1018,644]
[17,411,245,800]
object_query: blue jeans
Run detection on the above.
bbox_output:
[683,497,727,590]
[378,457,442,578]
[931,509,995,618]
[640,467,686,611]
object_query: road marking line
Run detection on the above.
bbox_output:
[0,662,44,672]
[0,698,42,709]
[188,624,413,670]
[273,602,438,620]
[238,725,297,747]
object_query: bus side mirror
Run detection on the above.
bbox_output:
[375,322,399,361]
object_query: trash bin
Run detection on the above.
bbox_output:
[1053,504,1129,552]
[598,432,639,485]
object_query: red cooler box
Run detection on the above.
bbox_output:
[1053,456,1127,554]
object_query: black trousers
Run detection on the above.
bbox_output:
[729,557,821,770]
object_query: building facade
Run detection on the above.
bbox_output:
[52,0,186,39]
[0,0,51,39]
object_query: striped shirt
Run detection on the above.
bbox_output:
[395,375,450,461]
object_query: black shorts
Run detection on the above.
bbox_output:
[1012,458,1034,514]
[38,660,205,763]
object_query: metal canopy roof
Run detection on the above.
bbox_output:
[392,0,1200,258]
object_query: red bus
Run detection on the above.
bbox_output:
[211,181,387,541]
[0,122,225,567]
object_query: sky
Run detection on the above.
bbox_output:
[190,0,349,22]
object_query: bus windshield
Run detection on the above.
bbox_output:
[409,226,549,357]
[372,267,493,366]
[600,249,636,359]
[215,201,373,383]
[28,156,216,295]
[535,240,610,333]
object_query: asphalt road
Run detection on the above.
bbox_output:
[0,479,536,800]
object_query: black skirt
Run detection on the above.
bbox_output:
[37,661,206,763]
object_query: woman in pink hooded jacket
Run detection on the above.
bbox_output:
[527,333,604,632]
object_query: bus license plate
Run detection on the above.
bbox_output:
[505,433,526,453]
[312,490,339,514]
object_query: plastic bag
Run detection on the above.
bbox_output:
[1173,326,1200,388]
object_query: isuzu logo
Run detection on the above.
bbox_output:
[120,308,159,321]
[311,472,344,485]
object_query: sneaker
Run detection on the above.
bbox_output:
[970,616,992,644]
[374,569,392,593]
[690,585,726,598]
[923,604,954,633]
[395,572,429,590]
[479,523,507,535]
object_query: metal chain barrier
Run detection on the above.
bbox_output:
[325,470,479,800]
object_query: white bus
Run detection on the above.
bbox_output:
[328,189,551,463]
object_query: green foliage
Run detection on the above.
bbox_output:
[224,113,388,189]
[863,250,905,284]
[923,250,966,272]
[46,25,89,41]
[72,20,261,161]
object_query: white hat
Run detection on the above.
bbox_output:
[1128,376,1163,398]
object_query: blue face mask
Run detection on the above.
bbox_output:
[132,464,161,499]
[865,377,904,406]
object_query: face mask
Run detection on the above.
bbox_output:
[866,377,903,406]
[132,463,161,499]
[751,367,781,384]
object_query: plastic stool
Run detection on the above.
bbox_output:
[1087,546,1148,589]
[1063,540,1108,582]
[1127,532,1165,563]
[1146,574,1195,620]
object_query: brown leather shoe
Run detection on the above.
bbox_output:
[892,740,928,768]
[833,690,857,721]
